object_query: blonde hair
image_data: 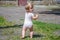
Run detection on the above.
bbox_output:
[25,3,33,11]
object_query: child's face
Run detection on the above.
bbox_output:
[29,6,33,12]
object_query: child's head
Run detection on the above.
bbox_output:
[25,3,33,12]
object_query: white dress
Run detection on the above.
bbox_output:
[23,12,34,28]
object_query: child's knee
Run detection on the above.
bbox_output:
[29,27,33,31]
[22,27,27,31]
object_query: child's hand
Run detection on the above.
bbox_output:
[35,14,38,18]
[32,14,38,20]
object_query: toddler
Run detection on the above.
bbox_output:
[21,3,38,39]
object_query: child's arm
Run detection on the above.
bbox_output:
[32,14,38,20]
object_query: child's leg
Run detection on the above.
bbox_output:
[29,26,34,38]
[21,27,27,38]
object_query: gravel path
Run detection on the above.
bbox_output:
[0,6,60,24]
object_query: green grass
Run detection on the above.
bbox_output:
[33,20,60,40]
[46,5,60,10]
[0,16,14,27]
[0,16,60,40]
[0,4,16,7]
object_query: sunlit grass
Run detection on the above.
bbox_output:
[0,16,60,40]
[46,5,60,10]
[0,4,16,7]
[33,20,60,40]
[0,16,14,27]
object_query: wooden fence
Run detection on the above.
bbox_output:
[0,0,58,6]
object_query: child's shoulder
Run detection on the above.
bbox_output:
[26,12,32,14]
[29,12,33,14]
[25,12,33,15]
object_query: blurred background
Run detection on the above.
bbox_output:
[0,0,60,6]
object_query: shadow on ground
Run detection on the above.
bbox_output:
[25,33,45,38]
[0,24,23,29]
[33,34,45,38]
[38,9,60,15]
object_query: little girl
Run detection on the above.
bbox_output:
[21,3,38,39]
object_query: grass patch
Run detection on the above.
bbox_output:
[0,17,60,40]
[0,16,14,27]
[33,20,60,40]
[0,4,16,7]
[46,5,60,10]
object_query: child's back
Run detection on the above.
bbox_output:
[23,12,34,28]
[21,3,38,39]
